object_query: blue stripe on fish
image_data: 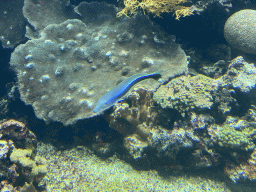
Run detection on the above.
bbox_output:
[93,71,162,113]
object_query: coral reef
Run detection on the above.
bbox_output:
[2,0,256,187]
[224,9,256,55]
[104,56,256,184]
[11,2,188,125]
[107,85,218,165]
[0,120,47,191]
[0,119,37,150]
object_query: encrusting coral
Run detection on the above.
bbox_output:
[153,74,219,117]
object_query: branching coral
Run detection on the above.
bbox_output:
[117,0,193,19]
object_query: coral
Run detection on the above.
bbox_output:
[116,0,193,20]
[107,86,158,158]
[10,148,47,183]
[220,56,256,93]
[208,116,255,151]
[0,120,46,191]
[124,134,149,159]
[224,9,256,55]
[0,0,27,48]
[153,74,219,117]
[23,0,77,33]
[11,2,188,125]
[107,86,217,164]
[224,148,256,183]
[0,119,37,150]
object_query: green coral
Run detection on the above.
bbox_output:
[209,117,255,151]
[153,74,218,116]
[217,125,254,151]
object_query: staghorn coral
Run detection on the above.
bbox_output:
[11,2,188,125]
[153,74,219,117]
[117,0,194,20]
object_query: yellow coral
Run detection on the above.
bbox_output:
[117,0,193,19]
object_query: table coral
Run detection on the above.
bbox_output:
[23,0,77,32]
[11,2,188,125]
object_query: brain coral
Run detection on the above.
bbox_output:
[224,9,256,55]
[10,4,187,125]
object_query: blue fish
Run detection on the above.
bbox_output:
[93,71,162,113]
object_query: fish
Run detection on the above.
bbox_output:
[93,71,162,113]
